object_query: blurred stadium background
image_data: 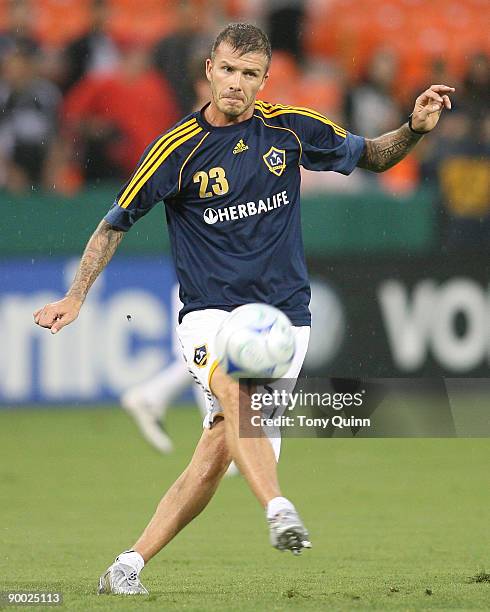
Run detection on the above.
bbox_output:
[0,1,489,608]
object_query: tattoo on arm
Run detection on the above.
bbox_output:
[357,123,423,173]
[67,220,124,303]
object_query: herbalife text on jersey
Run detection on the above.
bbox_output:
[203,190,289,225]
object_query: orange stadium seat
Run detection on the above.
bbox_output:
[379,156,419,195]
[0,4,8,29]
[9,0,210,48]
[261,51,299,105]
[107,0,178,45]
[293,73,343,117]
[32,0,91,47]
[304,0,488,88]
[223,0,241,18]
[108,0,210,46]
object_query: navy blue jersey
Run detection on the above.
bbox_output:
[105,101,365,325]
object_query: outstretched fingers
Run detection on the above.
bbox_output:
[427,84,455,110]
[416,85,455,118]
[442,94,452,109]
[418,90,443,114]
[428,84,456,93]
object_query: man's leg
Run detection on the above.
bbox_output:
[210,367,311,555]
[209,326,312,554]
[133,418,230,561]
[176,312,310,554]
[211,368,279,506]
[99,419,230,594]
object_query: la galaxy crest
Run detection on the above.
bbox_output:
[193,344,208,368]
[263,146,286,177]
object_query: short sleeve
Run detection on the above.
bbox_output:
[104,118,203,230]
[289,108,365,175]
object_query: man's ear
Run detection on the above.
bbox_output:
[205,58,212,83]
[258,72,269,92]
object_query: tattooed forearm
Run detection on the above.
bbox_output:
[67,220,124,303]
[357,123,424,173]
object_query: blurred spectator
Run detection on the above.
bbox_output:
[61,0,119,93]
[421,111,490,250]
[0,0,39,60]
[343,48,419,194]
[266,0,305,64]
[152,1,214,115]
[0,0,483,204]
[62,43,179,182]
[0,44,60,192]
[344,49,402,138]
[460,52,488,123]
[189,55,210,111]
[429,58,460,95]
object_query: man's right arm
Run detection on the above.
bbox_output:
[33,220,124,334]
[34,120,193,334]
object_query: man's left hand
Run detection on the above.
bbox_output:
[410,84,455,133]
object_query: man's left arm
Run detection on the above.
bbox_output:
[357,84,455,173]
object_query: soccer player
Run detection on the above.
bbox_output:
[33,23,454,595]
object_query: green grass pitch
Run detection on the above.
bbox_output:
[0,406,488,610]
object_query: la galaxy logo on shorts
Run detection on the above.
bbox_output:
[193,344,208,368]
[262,146,286,177]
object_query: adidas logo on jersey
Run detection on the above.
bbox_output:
[233,139,249,154]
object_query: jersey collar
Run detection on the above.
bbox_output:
[197,102,255,132]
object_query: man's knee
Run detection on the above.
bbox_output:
[191,421,231,484]
[210,366,250,415]
[210,366,237,406]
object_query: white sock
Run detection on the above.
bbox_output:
[116,550,145,574]
[266,496,295,520]
[141,360,190,417]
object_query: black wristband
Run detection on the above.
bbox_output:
[408,114,428,135]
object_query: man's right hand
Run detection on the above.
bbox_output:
[33,296,82,334]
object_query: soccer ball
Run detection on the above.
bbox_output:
[215,303,295,380]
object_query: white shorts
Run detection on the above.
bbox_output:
[176,309,310,458]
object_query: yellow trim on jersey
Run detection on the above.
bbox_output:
[208,359,220,388]
[118,118,199,208]
[253,113,302,165]
[256,101,347,136]
[255,100,347,138]
[119,125,203,209]
[178,132,210,192]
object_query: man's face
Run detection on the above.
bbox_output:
[206,42,269,118]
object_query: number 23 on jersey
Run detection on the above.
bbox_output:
[193,167,229,198]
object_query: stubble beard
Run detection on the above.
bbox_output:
[215,89,253,120]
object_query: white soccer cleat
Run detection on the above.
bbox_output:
[98,561,149,595]
[121,387,173,454]
[268,509,312,556]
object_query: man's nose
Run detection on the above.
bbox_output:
[229,72,242,90]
